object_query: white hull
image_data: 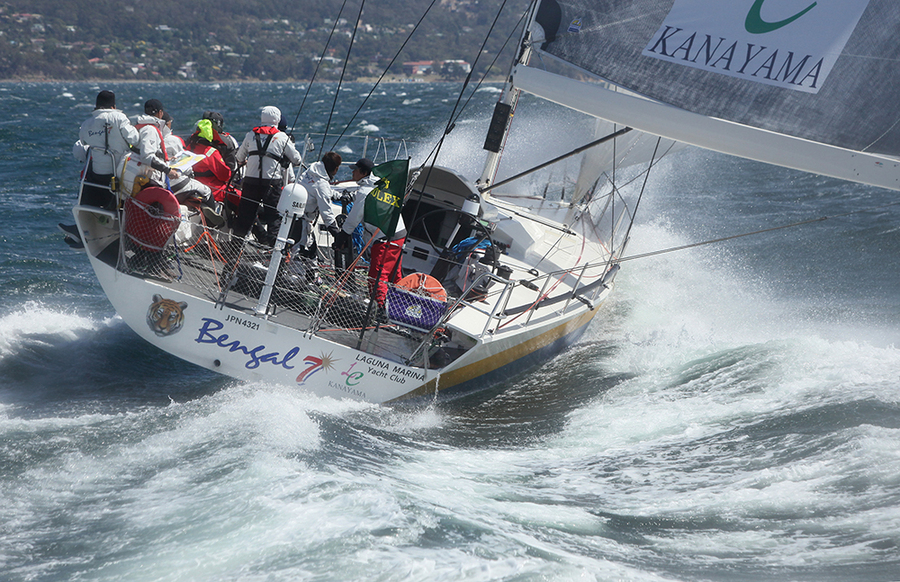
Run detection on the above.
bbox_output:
[74,164,617,405]
[88,250,607,403]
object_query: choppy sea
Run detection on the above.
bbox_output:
[1,81,898,581]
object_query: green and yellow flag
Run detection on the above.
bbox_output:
[363,158,409,238]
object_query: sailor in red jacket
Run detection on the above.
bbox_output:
[186,119,234,203]
[201,111,240,171]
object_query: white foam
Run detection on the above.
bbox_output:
[0,301,113,357]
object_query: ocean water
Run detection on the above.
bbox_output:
[0,81,898,581]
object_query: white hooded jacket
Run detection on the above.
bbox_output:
[235,106,302,182]
[78,108,139,175]
[295,160,339,248]
[132,113,171,187]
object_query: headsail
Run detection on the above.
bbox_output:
[518,0,900,191]
[572,118,679,208]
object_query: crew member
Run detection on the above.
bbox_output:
[186,118,234,202]
[291,151,342,259]
[76,90,139,208]
[335,157,407,307]
[202,111,240,171]
[155,107,223,225]
[161,111,185,154]
[233,105,303,245]
[132,99,182,190]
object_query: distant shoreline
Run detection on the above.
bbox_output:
[0,76,503,84]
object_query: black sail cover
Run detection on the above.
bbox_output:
[531,0,900,158]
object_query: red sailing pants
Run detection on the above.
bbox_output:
[369,237,405,307]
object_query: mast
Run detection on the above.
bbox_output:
[477,0,539,194]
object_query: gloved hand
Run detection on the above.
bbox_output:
[327,225,341,238]
[332,230,351,250]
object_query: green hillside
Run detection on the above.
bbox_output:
[0,0,526,81]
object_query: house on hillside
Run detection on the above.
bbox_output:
[402,61,434,76]
[439,59,471,73]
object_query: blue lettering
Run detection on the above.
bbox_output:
[196,317,225,341]
[195,318,299,371]
[280,347,299,370]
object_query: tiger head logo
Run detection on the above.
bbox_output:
[147,294,187,337]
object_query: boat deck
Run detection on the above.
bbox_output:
[80,196,614,374]
[113,232,442,367]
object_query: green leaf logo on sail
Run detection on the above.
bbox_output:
[745,0,817,34]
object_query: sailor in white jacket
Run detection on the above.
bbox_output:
[131,99,182,190]
[77,90,139,208]
[291,151,342,259]
[233,105,303,245]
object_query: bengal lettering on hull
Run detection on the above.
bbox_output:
[195,317,298,370]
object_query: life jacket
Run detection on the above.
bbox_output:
[186,140,221,179]
[249,126,290,179]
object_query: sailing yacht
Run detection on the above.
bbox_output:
[71,0,896,403]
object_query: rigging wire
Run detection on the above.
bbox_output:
[585,139,680,238]
[288,0,350,135]
[615,137,661,262]
[583,135,661,286]
[408,2,529,199]
[331,1,528,155]
[328,0,442,151]
[478,127,633,194]
[616,199,900,263]
[404,0,517,240]
[446,6,530,132]
[322,0,367,151]
[417,0,512,175]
